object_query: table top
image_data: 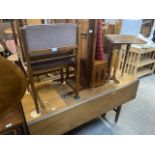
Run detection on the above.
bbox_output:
[105,34,146,44]
[0,56,26,117]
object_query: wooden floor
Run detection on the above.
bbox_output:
[22,72,138,134]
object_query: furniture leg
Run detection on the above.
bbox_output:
[28,75,40,113]
[114,105,122,122]
[74,66,80,99]
[111,49,120,83]
[10,20,17,45]
[107,44,113,80]
[122,44,131,75]
[102,113,106,117]
[74,50,80,99]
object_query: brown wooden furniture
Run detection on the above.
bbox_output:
[92,60,108,87]
[26,19,43,25]
[0,56,29,134]
[77,19,101,88]
[12,19,105,89]
[77,19,110,88]
[19,24,80,114]
[105,34,146,83]
[103,20,122,54]
[22,72,139,135]
[0,104,29,135]
[118,44,155,78]
[140,19,154,37]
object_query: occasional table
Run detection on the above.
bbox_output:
[0,56,29,134]
[105,34,146,83]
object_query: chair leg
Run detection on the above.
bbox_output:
[115,105,122,122]
[74,65,80,99]
[74,48,80,99]
[28,76,40,113]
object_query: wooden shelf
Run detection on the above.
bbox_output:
[138,58,155,67]
[118,45,155,78]
[137,68,153,78]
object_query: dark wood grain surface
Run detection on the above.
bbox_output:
[0,56,27,117]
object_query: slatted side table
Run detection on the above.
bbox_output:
[118,44,155,78]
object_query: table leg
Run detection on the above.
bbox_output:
[111,49,120,83]
[107,44,113,80]
[122,44,131,75]
[114,105,122,122]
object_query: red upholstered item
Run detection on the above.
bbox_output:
[6,40,16,54]
[95,19,105,60]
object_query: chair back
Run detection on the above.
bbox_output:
[21,24,77,52]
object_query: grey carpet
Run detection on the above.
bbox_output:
[67,74,155,135]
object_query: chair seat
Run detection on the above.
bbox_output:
[31,58,75,75]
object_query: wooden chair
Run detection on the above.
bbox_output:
[20,24,80,113]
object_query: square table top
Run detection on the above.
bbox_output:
[105,34,146,45]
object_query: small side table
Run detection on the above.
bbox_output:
[105,34,146,83]
[0,55,29,135]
